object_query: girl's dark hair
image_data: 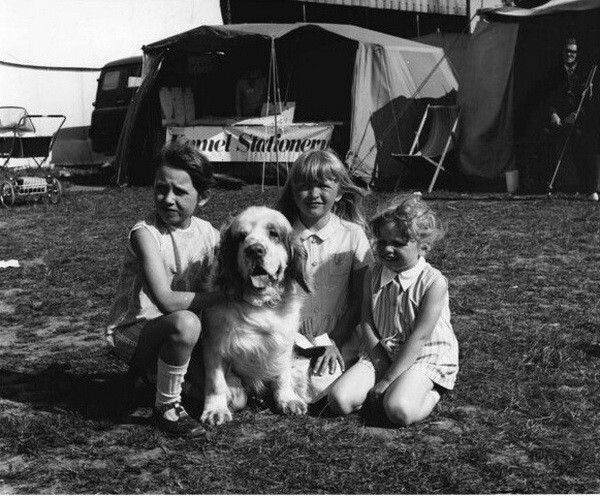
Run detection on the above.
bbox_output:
[154,141,216,193]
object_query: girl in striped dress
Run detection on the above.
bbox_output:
[328,194,458,426]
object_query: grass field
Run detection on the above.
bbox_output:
[1,179,599,494]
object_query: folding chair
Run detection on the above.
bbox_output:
[392,104,460,193]
[0,106,66,168]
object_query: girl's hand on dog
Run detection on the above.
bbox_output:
[312,344,344,376]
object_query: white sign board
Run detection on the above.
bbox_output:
[167,124,334,162]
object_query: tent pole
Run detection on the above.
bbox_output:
[271,38,281,188]
[225,0,232,24]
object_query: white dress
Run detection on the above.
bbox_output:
[106,214,219,339]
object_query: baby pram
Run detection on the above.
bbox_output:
[0,106,66,168]
[0,107,65,207]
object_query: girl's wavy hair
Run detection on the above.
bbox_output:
[153,141,216,194]
[370,194,445,249]
[276,149,368,228]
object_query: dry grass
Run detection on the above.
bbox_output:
[1,178,600,493]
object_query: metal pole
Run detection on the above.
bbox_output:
[225,0,232,24]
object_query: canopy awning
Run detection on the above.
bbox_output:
[286,0,466,16]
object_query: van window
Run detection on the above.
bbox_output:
[102,71,121,91]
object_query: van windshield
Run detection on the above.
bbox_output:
[95,63,142,108]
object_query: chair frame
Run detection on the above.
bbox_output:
[392,104,461,193]
[0,106,66,168]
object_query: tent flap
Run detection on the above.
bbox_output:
[457,20,519,178]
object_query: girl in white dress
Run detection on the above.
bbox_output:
[277,150,373,402]
[107,142,220,437]
[328,194,458,426]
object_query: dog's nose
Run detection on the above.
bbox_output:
[245,243,266,258]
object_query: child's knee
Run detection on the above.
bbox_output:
[169,311,201,346]
[383,397,417,427]
[327,390,362,416]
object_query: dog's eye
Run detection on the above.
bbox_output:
[269,229,280,241]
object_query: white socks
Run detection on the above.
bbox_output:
[155,358,189,408]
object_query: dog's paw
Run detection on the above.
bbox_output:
[201,408,233,426]
[278,398,308,416]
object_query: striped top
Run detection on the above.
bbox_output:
[368,257,458,390]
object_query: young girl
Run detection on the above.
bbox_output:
[328,194,458,426]
[106,141,221,437]
[277,149,373,401]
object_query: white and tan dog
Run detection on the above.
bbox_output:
[200,206,310,425]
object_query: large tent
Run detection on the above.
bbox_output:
[0,0,222,166]
[115,23,457,187]
[457,0,600,182]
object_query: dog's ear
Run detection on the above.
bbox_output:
[287,233,310,293]
[215,219,243,296]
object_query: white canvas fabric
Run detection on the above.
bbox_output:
[0,0,222,165]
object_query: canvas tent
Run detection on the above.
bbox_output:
[457,0,600,181]
[115,23,458,187]
[414,31,470,83]
[0,0,222,166]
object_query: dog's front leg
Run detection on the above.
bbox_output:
[201,348,232,426]
[272,354,308,416]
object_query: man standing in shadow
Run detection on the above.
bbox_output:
[547,37,600,201]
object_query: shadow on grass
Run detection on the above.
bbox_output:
[0,364,153,423]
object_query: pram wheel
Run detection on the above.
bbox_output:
[0,181,15,207]
[48,177,62,204]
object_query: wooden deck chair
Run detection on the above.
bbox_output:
[0,106,66,167]
[392,104,460,193]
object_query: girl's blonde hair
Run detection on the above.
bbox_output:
[276,149,368,227]
[370,194,444,249]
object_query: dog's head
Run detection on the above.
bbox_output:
[215,206,310,305]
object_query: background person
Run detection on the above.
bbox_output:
[547,37,600,200]
[235,67,268,118]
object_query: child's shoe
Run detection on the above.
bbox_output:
[153,401,206,437]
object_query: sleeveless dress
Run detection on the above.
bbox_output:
[367,257,458,390]
[106,214,219,360]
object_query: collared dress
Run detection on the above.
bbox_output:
[367,257,458,390]
[293,213,373,341]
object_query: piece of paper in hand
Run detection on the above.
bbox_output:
[295,333,333,349]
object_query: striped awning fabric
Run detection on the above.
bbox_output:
[290,0,467,16]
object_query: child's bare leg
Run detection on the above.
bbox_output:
[128,311,205,435]
[327,360,375,415]
[382,369,440,427]
[130,311,201,370]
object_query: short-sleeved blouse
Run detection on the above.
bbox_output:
[294,214,373,339]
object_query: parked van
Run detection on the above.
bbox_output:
[89,56,142,154]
